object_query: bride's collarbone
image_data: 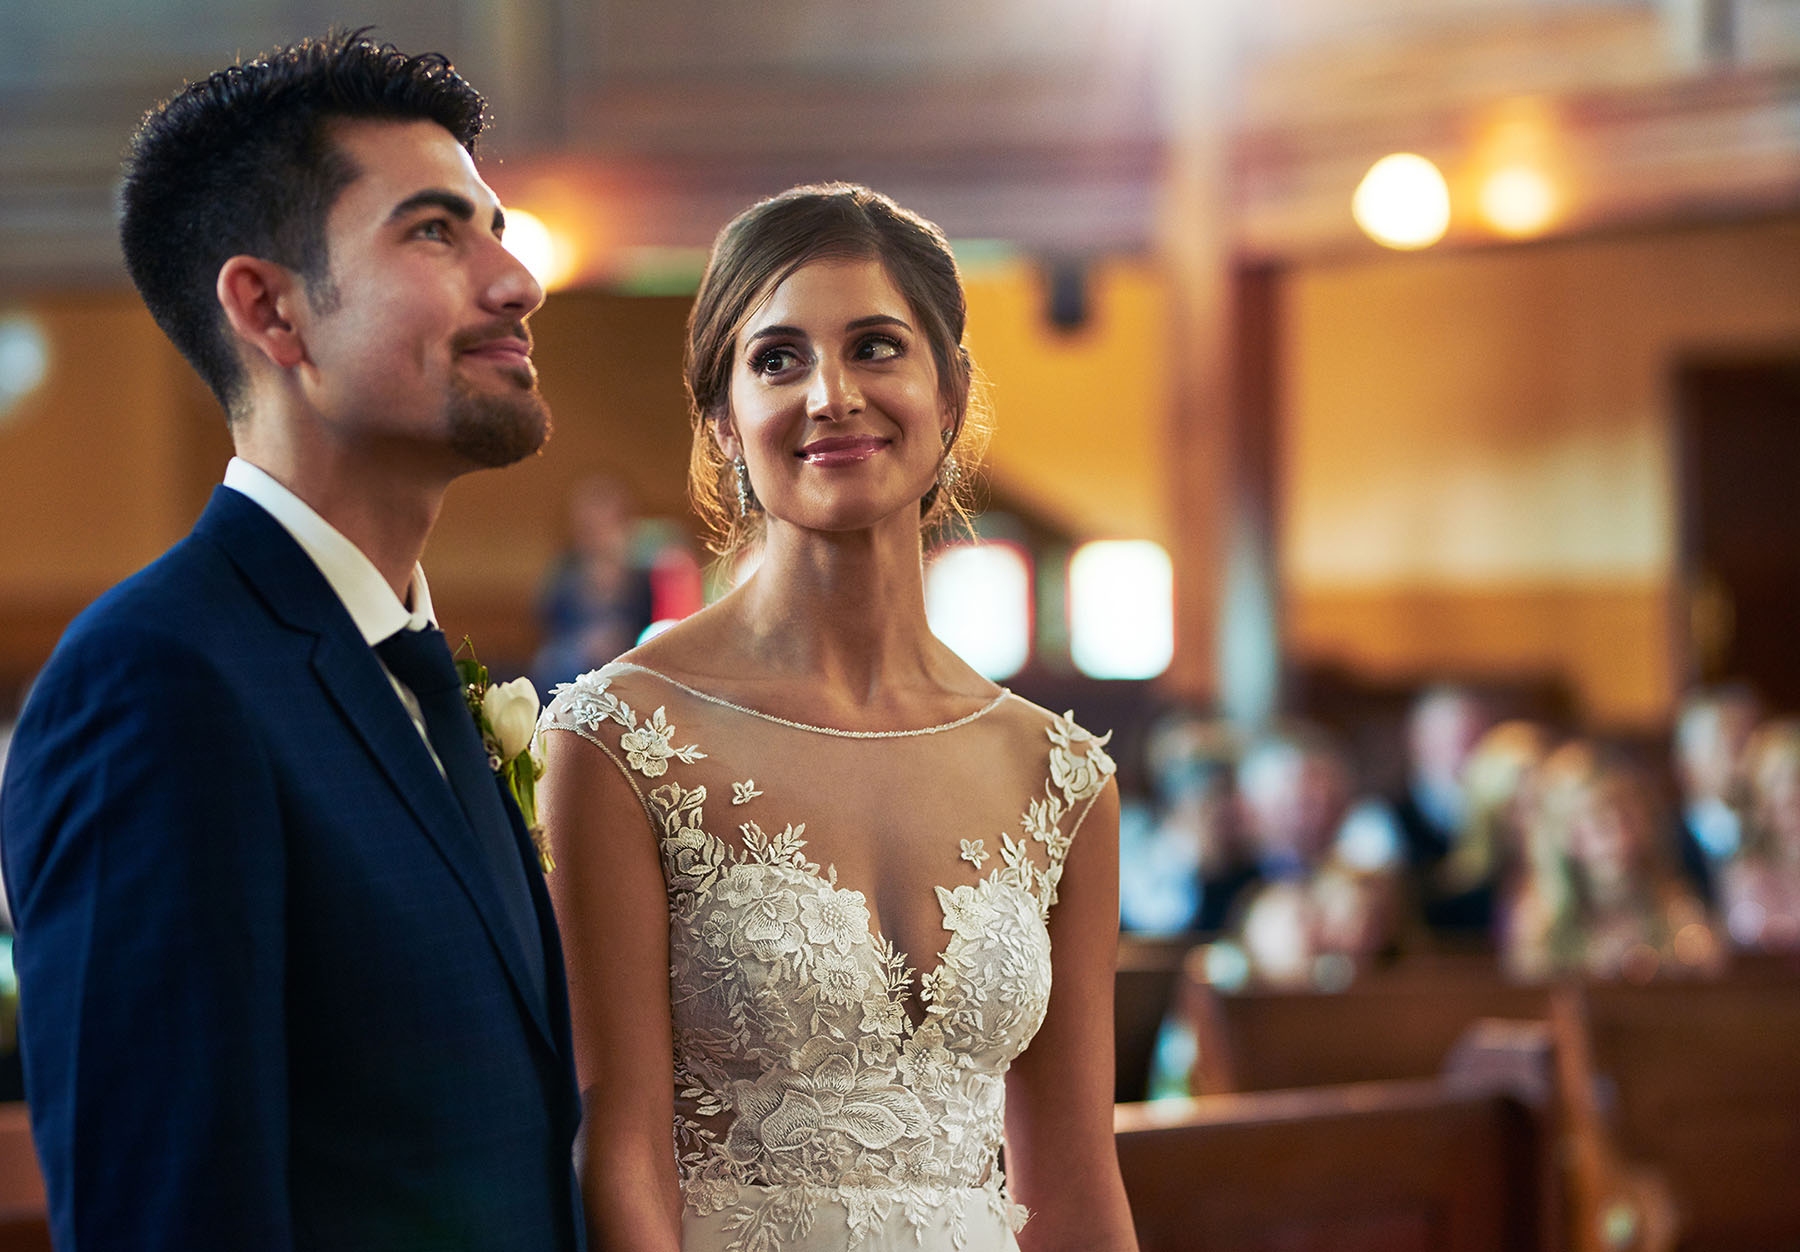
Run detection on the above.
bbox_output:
[630,669,1001,736]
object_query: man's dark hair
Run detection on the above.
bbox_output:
[119,29,487,418]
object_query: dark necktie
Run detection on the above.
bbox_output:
[375,626,546,997]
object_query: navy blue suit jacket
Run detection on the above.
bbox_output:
[1,488,586,1251]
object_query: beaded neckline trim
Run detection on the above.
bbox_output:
[607,662,1012,739]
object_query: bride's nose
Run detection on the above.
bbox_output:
[806,359,863,421]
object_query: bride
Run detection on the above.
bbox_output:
[538,183,1138,1252]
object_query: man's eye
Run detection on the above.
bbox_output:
[414,219,451,242]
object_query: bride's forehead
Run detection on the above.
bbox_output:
[738,257,910,333]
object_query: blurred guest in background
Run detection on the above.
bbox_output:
[532,474,657,689]
[1229,726,1401,989]
[1506,740,1722,983]
[1671,682,1762,902]
[1119,709,1251,934]
[1451,720,1557,952]
[1721,718,1800,951]
[1389,684,1499,933]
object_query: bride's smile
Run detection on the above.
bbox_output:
[796,434,892,465]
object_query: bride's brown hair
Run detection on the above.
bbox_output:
[683,182,988,557]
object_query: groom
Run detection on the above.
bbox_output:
[0,32,584,1251]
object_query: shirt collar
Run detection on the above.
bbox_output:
[223,457,434,645]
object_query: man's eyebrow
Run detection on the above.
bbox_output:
[387,189,477,224]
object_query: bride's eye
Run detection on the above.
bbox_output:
[856,335,903,362]
[750,345,803,376]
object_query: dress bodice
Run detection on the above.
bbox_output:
[541,662,1116,1251]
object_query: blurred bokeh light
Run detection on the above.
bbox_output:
[1352,154,1451,250]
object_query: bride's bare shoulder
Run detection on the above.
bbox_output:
[613,599,749,686]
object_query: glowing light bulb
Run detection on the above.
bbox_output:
[500,207,574,290]
[1352,154,1451,250]
[1478,163,1558,237]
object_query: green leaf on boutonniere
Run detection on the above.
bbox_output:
[454,635,552,874]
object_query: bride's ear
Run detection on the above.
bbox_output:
[710,412,742,462]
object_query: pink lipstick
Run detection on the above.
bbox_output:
[797,435,889,466]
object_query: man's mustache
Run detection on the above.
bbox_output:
[452,322,533,354]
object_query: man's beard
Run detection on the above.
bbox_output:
[447,376,552,468]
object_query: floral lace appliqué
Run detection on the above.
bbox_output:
[542,672,1115,1252]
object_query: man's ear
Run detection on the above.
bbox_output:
[217,256,308,372]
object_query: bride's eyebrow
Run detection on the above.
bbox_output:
[744,314,915,347]
[744,324,805,346]
[844,314,913,334]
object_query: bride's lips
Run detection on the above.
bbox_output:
[797,435,890,466]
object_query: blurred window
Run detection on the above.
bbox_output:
[925,541,1032,680]
[1069,540,1173,679]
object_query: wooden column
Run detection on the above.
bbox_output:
[1155,8,1282,723]
[455,0,570,151]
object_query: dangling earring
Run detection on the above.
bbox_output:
[734,456,760,515]
[922,428,959,512]
[939,425,962,493]
[939,451,961,494]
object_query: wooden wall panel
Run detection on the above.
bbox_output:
[1286,580,1671,728]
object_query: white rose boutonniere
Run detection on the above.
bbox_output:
[483,678,539,761]
[454,640,553,873]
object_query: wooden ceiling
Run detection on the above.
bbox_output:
[0,0,1796,289]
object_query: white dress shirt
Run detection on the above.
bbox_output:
[222,457,443,769]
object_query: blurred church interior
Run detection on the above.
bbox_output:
[3,1,1800,1249]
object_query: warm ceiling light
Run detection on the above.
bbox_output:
[1352,153,1451,250]
[1471,100,1565,241]
[500,207,576,291]
[1478,163,1559,237]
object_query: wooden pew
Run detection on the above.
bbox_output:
[1175,950,1549,1094]
[1115,1071,1549,1252]
[0,1105,48,1252]
[1550,970,1800,1252]
[1115,936,1196,1102]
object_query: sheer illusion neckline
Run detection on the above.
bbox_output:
[607,661,1012,739]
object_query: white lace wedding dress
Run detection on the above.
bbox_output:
[542,662,1115,1252]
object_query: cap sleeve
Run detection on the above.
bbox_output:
[1025,710,1116,915]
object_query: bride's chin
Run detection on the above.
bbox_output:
[769,494,930,537]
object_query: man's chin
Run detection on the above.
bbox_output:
[448,389,552,469]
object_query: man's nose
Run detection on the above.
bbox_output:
[484,236,546,318]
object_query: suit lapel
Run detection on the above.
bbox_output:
[310,630,556,1049]
[197,489,557,1052]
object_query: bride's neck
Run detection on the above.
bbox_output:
[732,523,940,702]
